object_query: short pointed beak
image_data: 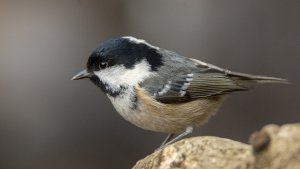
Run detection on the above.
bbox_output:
[72,69,91,80]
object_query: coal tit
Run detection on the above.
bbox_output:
[72,36,288,149]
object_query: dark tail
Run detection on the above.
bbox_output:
[229,71,289,88]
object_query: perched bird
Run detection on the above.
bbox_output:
[72,36,288,149]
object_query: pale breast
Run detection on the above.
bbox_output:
[109,85,225,134]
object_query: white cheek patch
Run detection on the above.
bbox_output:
[93,60,155,92]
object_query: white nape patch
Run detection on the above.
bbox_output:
[122,36,160,50]
[190,58,225,72]
[158,81,172,96]
[94,59,155,92]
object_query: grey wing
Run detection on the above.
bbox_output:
[146,72,248,103]
[140,56,251,104]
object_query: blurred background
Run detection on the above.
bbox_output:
[0,0,299,168]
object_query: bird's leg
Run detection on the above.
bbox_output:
[158,133,174,148]
[164,126,194,146]
[156,126,194,151]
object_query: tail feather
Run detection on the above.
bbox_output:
[228,71,289,88]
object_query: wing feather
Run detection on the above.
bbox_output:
[150,72,248,103]
[140,54,284,104]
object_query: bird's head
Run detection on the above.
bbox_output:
[72,36,163,94]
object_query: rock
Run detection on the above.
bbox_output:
[133,136,255,169]
[133,123,300,169]
[249,123,300,169]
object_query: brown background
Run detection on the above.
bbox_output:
[0,0,299,168]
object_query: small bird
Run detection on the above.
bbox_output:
[72,36,288,149]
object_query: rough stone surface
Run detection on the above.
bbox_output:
[133,136,254,169]
[133,123,300,169]
[250,123,300,169]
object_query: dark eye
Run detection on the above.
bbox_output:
[99,62,108,69]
